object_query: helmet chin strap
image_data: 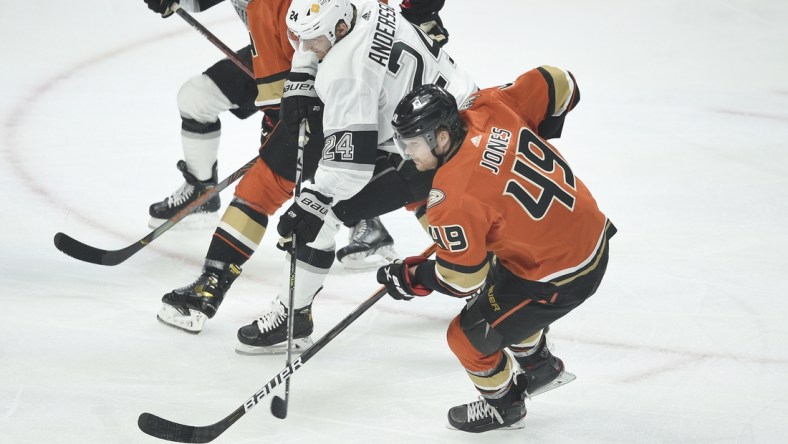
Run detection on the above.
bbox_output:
[429,129,465,166]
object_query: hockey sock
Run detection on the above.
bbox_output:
[181,117,221,181]
[206,200,268,266]
[467,352,516,401]
[280,244,335,310]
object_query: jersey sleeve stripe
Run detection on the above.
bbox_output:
[436,261,489,295]
[536,65,575,117]
[255,77,287,106]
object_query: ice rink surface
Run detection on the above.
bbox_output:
[2,1,788,442]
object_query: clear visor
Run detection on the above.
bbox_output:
[287,29,332,57]
[393,132,436,160]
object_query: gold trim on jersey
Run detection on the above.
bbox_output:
[540,65,573,116]
[436,261,489,294]
[550,220,615,286]
[255,78,286,106]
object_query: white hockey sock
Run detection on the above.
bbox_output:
[279,254,329,310]
[182,130,220,181]
[177,74,237,181]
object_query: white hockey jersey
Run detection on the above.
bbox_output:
[311,0,477,201]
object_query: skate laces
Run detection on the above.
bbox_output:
[350,220,369,242]
[466,397,503,424]
[166,182,196,208]
[253,300,287,333]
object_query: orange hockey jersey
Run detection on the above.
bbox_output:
[246,0,294,108]
[426,66,609,295]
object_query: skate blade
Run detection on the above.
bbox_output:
[340,245,401,271]
[446,419,526,432]
[234,337,314,356]
[148,212,220,230]
[526,371,576,398]
[156,305,206,334]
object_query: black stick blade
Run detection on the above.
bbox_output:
[53,232,139,266]
[270,396,288,419]
[138,412,229,443]
[54,232,107,265]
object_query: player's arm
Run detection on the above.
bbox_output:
[310,76,380,202]
[275,77,379,245]
[415,256,490,297]
[500,66,581,140]
[378,201,491,300]
[377,235,490,300]
[399,0,449,46]
[247,0,295,113]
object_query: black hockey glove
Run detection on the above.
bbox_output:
[277,188,333,245]
[259,108,279,145]
[401,10,450,47]
[281,71,323,147]
[144,0,177,18]
[377,256,433,301]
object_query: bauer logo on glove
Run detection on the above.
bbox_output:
[277,188,333,245]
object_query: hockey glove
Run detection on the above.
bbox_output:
[377,256,433,301]
[144,0,177,18]
[277,188,333,245]
[259,109,278,145]
[276,236,294,253]
[401,10,449,47]
[281,71,322,147]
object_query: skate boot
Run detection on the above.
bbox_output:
[447,385,527,433]
[157,263,242,334]
[336,217,399,271]
[235,298,315,355]
[513,334,575,397]
[148,160,221,229]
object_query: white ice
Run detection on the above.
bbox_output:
[2,1,788,443]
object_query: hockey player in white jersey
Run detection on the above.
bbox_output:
[151,0,454,335]
[235,0,477,353]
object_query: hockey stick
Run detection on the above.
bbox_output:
[270,121,307,419]
[138,243,437,443]
[53,157,257,266]
[172,5,255,79]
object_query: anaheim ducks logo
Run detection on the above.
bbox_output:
[427,189,446,210]
[310,3,320,13]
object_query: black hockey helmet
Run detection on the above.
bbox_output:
[391,85,466,166]
[392,84,463,141]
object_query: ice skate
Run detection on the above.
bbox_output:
[447,388,527,433]
[235,298,314,355]
[157,263,241,334]
[336,217,399,271]
[513,334,576,397]
[148,160,221,229]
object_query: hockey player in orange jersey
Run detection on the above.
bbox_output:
[377,67,616,432]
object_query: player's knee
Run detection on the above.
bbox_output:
[233,160,294,216]
[177,74,231,123]
[447,316,503,372]
[450,301,507,360]
[296,244,335,270]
